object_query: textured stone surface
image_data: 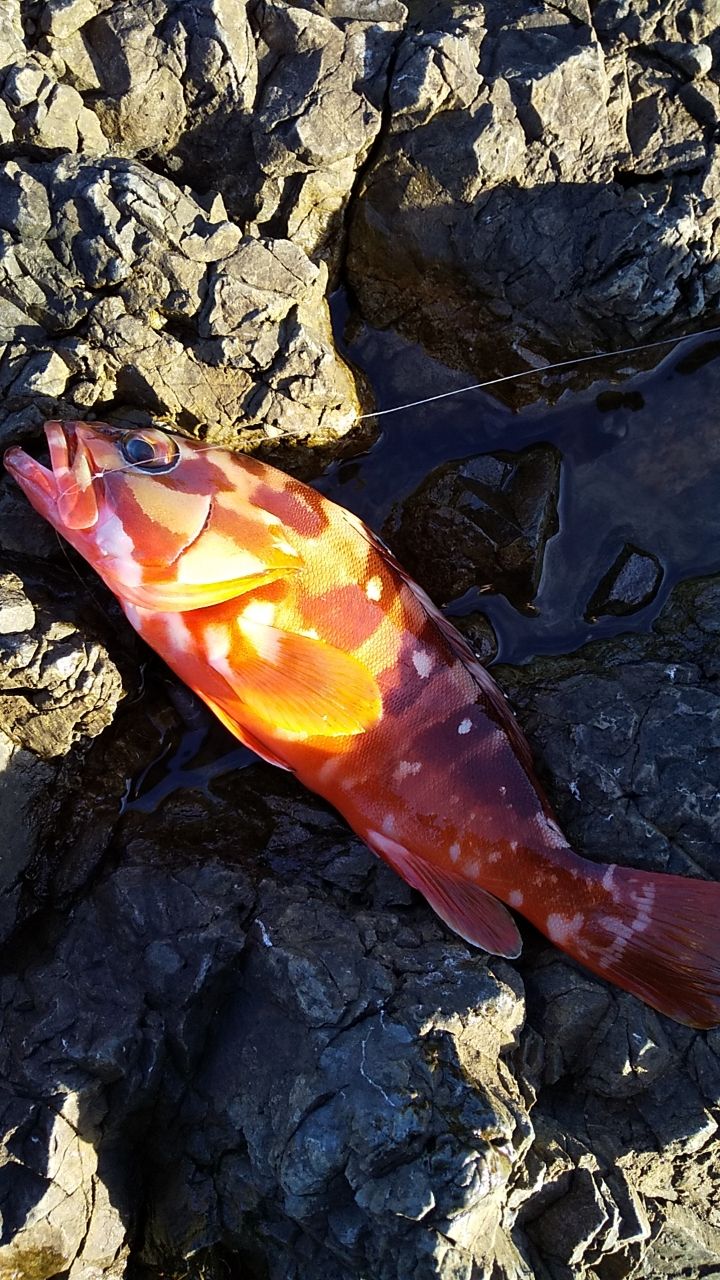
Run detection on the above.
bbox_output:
[385,444,561,606]
[586,543,663,618]
[349,0,720,377]
[0,155,359,452]
[0,0,718,1277]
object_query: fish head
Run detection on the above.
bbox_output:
[4,420,301,612]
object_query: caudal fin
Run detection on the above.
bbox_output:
[547,863,720,1028]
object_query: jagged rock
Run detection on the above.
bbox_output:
[385,444,561,606]
[0,155,359,450]
[0,569,124,757]
[349,0,720,378]
[586,543,663,618]
[0,562,717,1278]
[5,0,406,262]
[0,0,718,1276]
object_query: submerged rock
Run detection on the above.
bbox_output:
[586,543,663,618]
[386,444,561,607]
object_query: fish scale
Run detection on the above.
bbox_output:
[5,419,720,1028]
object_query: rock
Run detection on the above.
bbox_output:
[0,567,125,758]
[349,0,720,377]
[0,1,718,1276]
[586,543,663,618]
[385,444,561,606]
[0,155,359,452]
[0,557,717,1278]
[6,0,407,263]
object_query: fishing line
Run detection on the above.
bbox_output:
[352,325,720,422]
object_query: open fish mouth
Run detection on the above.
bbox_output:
[4,420,100,530]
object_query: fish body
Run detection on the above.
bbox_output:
[5,421,720,1027]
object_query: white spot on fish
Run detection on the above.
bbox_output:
[238,616,280,661]
[535,812,569,849]
[204,624,230,661]
[412,649,433,678]
[458,718,472,735]
[394,760,422,782]
[96,513,143,584]
[488,850,501,864]
[509,841,518,853]
[366,575,383,601]
[546,912,584,945]
[632,883,655,933]
[508,890,524,908]
[449,842,461,863]
[601,864,622,902]
[366,830,410,862]
[273,538,299,558]
[163,613,193,655]
[381,812,397,836]
[242,600,276,626]
[466,859,481,879]
[317,756,341,784]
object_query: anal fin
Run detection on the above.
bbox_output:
[366,833,522,958]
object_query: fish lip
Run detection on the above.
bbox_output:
[3,439,59,514]
[4,421,99,530]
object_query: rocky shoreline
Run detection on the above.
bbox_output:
[0,2,719,1278]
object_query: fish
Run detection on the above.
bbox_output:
[5,419,720,1027]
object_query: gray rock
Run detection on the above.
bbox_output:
[349,0,720,375]
[0,568,124,757]
[0,155,359,451]
[0,559,716,1278]
[586,543,663,618]
[0,1,717,1276]
[385,444,561,606]
[5,0,406,263]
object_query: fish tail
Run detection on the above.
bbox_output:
[539,861,720,1027]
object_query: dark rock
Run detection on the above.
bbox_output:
[0,568,124,757]
[586,543,663,618]
[348,0,720,378]
[386,444,561,606]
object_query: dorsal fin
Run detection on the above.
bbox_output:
[341,509,541,784]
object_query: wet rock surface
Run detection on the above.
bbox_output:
[0,1,718,1278]
[0,547,718,1279]
[586,542,664,619]
[349,0,720,377]
[385,443,561,607]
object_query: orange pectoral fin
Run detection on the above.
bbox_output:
[209,619,383,739]
[367,837,522,958]
[193,691,294,770]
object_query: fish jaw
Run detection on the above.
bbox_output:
[4,420,99,532]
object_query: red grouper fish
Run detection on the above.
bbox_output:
[5,420,720,1027]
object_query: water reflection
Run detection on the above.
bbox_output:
[321,299,720,664]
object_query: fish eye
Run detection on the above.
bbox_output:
[120,431,180,474]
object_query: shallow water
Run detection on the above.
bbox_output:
[126,308,720,806]
[322,297,720,664]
